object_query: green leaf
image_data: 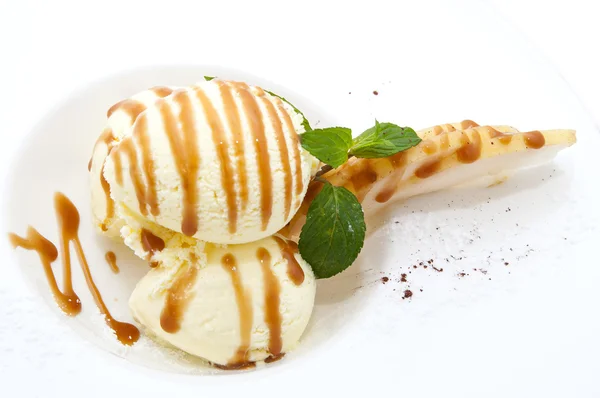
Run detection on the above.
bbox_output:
[300,127,353,168]
[204,76,216,81]
[265,90,312,132]
[298,182,366,279]
[349,121,422,158]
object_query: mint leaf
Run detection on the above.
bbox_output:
[204,76,216,81]
[298,182,366,279]
[300,127,352,168]
[350,121,421,158]
[265,90,312,132]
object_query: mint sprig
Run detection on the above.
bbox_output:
[204,76,216,81]
[298,181,366,279]
[300,127,352,168]
[300,121,421,171]
[350,121,421,158]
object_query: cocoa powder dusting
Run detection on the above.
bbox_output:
[402,290,413,299]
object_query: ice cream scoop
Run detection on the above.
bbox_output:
[127,231,316,367]
[100,80,314,244]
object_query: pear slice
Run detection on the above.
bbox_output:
[281,124,576,241]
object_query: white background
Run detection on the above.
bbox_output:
[1,0,598,397]
[491,0,600,125]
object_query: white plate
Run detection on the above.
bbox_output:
[2,0,600,396]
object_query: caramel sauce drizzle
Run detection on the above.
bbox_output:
[257,247,282,356]
[133,113,159,216]
[421,139,437,155]
[487,126,513,145]
[259,96,293,221]
[151,86,174,97]
[165,91,201,236]
[104,251,119,274]
[160,260,198,333]
[217,81,249,211]
[415,158,442,179]
[275,236,304,285]
[523,130,545,149]
[228,82,272,231]
[456,130,482,164]
[196,87,238,234]
[89,128,117,229]
[460,120,479,129]
[9,227,81,315]
[222,253,253,366]
[9,193,139,345]
[274,98,304,198]
[140,228,165,257]
[106,99,147,122]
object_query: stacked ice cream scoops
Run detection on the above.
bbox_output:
[90,80,319,368]
[90,78,576,368]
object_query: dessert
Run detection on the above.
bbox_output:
[129,234,315,367]
[8,75,577,371]
[92,80,315,244]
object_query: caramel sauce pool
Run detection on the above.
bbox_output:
[9,193,139,345]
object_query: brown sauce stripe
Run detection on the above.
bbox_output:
[106,99,147,122]
[222,253,253,366]
[523,130,545,149]
[460,119,479,129]
[173,91,201,236]
[112,149,124,186]
[104,251,119,273]
[160,260,199,333]
[259,96,293,221]
[133,113,159,216]
[117,138,148,215]
[90,128,117,228]
[217,81,249,211]
[456,130,482,164]
[421,139,437,155]
[151,86,174,97]
[275,237,304,285]
[229,82,272,231]
[415,158,442,179]
[257,247,282,356]
[274,98,304,197]
[195,87,238,234]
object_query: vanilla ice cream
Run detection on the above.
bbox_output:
[100,80,314,244]
[90,86,177,238]
[128,231,316,367]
